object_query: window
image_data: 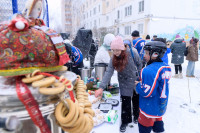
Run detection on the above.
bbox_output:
[125,5,132,16]
[94,20,96,26]
[106,16,109,21]
[138,24,143,34]
[99,5,100,12]
[117,28,120,34]
[125,26,131,35]
[93,7,96,15]
[90,10,92,17]
[117,10,120,19]
[107,2,109,7]
[87,12,88,18]
[99,19,100,26]
[139,0,144,12]
[90,22,92,28]
[125,7,127,16]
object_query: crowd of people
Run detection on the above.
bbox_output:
[62,30,199,133]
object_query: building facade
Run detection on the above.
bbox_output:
[65,0,72,35]
[72,0,200,40]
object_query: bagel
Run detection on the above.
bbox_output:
[79,107,84,114]
[59,75,65,82]
[66,85,73,91]
[84,102,92,108]
[76,91,86,95]
[62,115,86,133]
[25,73,31,78]
[59,66,68,71]
[55,99,76,124]
[84,108,95,117]
[39,83,65,95]
[80,116,90,133]
[31,70,41,77]
[73,108,84,127]
[32,76,56,87]
[60,101,79,127]
[22,75,44,83]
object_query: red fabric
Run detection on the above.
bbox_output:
[138,112,162,127]
[0,14,70,76]
[16,77,51,133]
[8,15,29,31]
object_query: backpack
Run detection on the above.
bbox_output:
[184,47,188,56]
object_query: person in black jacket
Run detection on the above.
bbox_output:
[88,39,97,67]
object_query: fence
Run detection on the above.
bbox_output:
[0,0,49,26]
[0,0,27,22]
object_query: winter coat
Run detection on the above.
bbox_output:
[99,48,142,97]
[170,39,186,64]
[186,44,198,61]
[94,45,110,64]
[136,62,171,118]
[89,43,97,58]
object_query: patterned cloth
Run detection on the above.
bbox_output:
[0,15,70,76]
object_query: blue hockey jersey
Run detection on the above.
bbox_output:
[133,38,146,59]
[136,62,171,118]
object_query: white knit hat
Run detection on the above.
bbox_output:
[103,33,115,46]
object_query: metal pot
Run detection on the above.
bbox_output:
[94,63,108,82]
[79,67,93,80]
[0,71,77,133]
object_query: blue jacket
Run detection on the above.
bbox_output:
[71,46,83,66]
[161,48,171,65]
[133,38,146,59]
[136,62,171,118]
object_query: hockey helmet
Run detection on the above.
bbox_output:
[144,41,167,58]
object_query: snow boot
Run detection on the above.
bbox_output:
[179,73,183,79]
[120,123,127,132]
[172,74,179,78]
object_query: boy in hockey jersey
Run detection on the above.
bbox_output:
[131,30,146,67]
[135,41,171,133]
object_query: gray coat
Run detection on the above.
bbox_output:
[170,39,186,64]
[99,48,142,97]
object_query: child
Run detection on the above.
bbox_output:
[135,41,171,133]
[64,40,83,75]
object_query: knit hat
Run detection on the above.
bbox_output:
[103,33,115,46]
[175,34,182,39]
[111,36,125,50]
[131,30,140,37]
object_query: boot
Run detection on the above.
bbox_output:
[133,117,138,124]
[120,123,127,132]
[179,73,183,79]
[172,74,179,78]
